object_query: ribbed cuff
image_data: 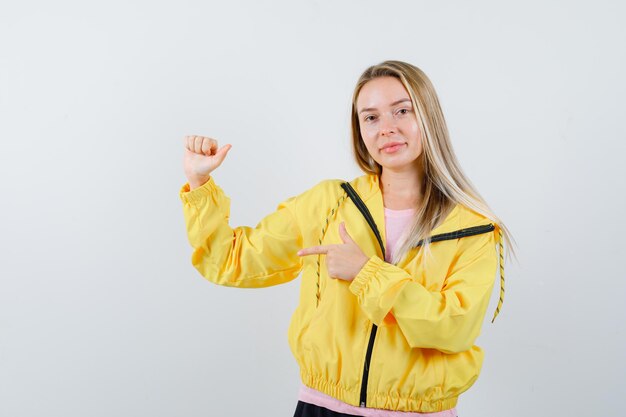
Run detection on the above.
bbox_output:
[349,255,384,297]
[179,176,217,205]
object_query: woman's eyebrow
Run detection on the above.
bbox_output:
[358,98,412,114]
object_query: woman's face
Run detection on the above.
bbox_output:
[356,76,423,172]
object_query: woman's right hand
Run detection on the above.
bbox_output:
[183,135,232,190]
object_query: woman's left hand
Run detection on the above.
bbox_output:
[297,222,370,282]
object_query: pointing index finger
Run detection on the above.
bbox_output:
[297,245,330,256]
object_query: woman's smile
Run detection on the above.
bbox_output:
[381,143,406,154]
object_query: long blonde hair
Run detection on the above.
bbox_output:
[350,60,517,267]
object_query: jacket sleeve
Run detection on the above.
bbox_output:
[348,230,498,354]
[179,176,304,288]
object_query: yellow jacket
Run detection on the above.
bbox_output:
[179,173,504,413]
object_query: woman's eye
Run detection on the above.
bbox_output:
[398,108,409,115]
[364,115,376,122]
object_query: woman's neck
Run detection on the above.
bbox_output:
[379,168,424,210]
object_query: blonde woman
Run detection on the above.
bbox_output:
[179,60,515,417]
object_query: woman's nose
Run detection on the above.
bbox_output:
[379,114,397,136]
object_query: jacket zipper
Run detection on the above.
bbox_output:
[340,182,495,407]
[341,183,386,408]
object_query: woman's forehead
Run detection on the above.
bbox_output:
[357,77,410,108]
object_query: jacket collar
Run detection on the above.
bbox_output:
[349,173,463,238]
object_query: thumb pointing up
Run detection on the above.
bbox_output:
[339,222,355,244]
[183,135,233,184]
[214,144,232,166]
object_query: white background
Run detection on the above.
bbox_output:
[1,1,625,416]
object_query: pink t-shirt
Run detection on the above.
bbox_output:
[297,207,457,416]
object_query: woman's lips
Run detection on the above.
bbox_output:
[381,143,406,154]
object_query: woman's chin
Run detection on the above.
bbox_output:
[379,157,420,171]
